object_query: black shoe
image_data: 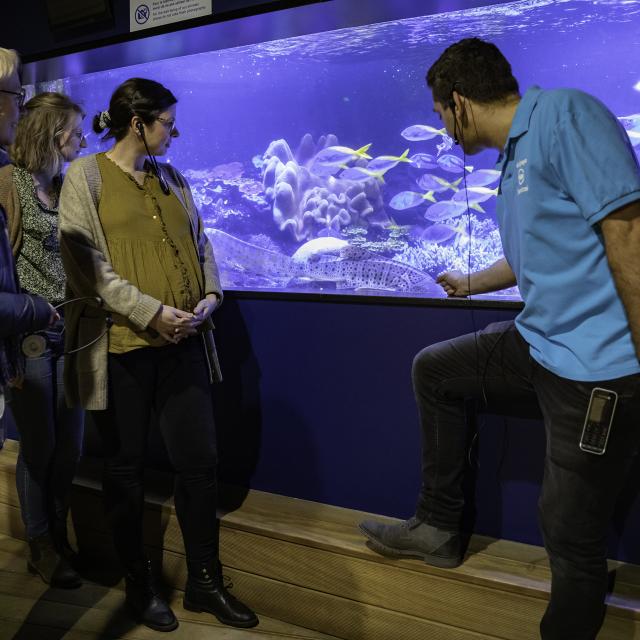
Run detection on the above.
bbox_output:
[184,562,258,628]
[125,559,178,632]
[28,533,82,588]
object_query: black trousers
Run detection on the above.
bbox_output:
[412,320,640,640]
[92,337,219,570]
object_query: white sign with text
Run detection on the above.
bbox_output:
[130,0,212,32]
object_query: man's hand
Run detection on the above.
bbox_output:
[149,305,197,343]
[192,293,219,327]
[437,258,516,297]
[437,270,470,297]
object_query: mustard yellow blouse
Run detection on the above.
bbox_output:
[96,153,204,353]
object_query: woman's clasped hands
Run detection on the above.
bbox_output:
[149,293,219,343]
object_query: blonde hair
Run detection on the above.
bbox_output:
[0,48,20,84]
[10,92,84,176]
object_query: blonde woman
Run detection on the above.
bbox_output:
[0,92,86,587]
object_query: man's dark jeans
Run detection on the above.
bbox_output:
[413,320,640,640]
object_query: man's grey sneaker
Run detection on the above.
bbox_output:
[359,517,463,568]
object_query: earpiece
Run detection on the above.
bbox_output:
[134,118,171,196]
[448,81,460,112]
[450,95,459,146]
[449,82,463,146]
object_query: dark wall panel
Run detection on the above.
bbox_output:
[208,297,640,563]
[4,288,640,562]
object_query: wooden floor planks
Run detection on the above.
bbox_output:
[0,535,340,640]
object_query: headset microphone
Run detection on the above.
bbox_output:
[449,96,460,146]
[448,82,484,466]
[135,120,171,195]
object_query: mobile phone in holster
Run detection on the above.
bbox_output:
[579,387,618,455]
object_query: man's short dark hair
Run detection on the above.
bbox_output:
[427,38,519,107]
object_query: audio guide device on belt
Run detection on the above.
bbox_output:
[20,296,112,359]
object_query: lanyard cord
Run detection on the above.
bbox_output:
[23,296,113,357]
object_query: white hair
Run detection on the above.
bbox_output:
[0,48,20,85]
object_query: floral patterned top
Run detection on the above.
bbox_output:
[13,165,66,306]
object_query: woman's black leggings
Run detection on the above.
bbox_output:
[92,337,219,569]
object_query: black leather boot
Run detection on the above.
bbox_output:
[28,533,82,588]
[125,559,178,632]
[184,562,258,628]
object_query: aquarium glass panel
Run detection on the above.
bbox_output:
[35,0,640,300]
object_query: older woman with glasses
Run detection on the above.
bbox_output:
[0,48,55,453]
[0,48,24,169]
[0,46,24,452]
[0,91,87,588]
[58,77,258,632]
[0,86,25,110]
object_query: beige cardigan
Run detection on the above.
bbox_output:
[58,153,223,410]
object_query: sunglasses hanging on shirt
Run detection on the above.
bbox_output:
[136,121,171,196]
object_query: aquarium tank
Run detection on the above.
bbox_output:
[32,0,640,301]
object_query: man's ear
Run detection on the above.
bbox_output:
[452,90,466,115]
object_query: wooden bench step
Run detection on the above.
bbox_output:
[1,439,639,639]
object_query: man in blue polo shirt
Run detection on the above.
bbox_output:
[360,38,640,639]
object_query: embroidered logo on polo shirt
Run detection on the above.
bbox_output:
[517,158,529,195]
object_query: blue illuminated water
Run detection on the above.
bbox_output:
[37,0,640,299]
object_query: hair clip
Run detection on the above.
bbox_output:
[98,110,112,130]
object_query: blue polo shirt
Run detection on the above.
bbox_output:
[496,86,640,381]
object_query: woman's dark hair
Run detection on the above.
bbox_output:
[93,77,177,141]
[426,38,519,108]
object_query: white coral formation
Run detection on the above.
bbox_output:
[393,227,505,276]
[262,134,386,241]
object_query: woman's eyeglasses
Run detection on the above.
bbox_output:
[156,116,177,136]
[0,88,26,109]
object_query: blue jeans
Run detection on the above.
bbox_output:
[11,330,84,540]
[413,321,640,640]
[0,403,5,449]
